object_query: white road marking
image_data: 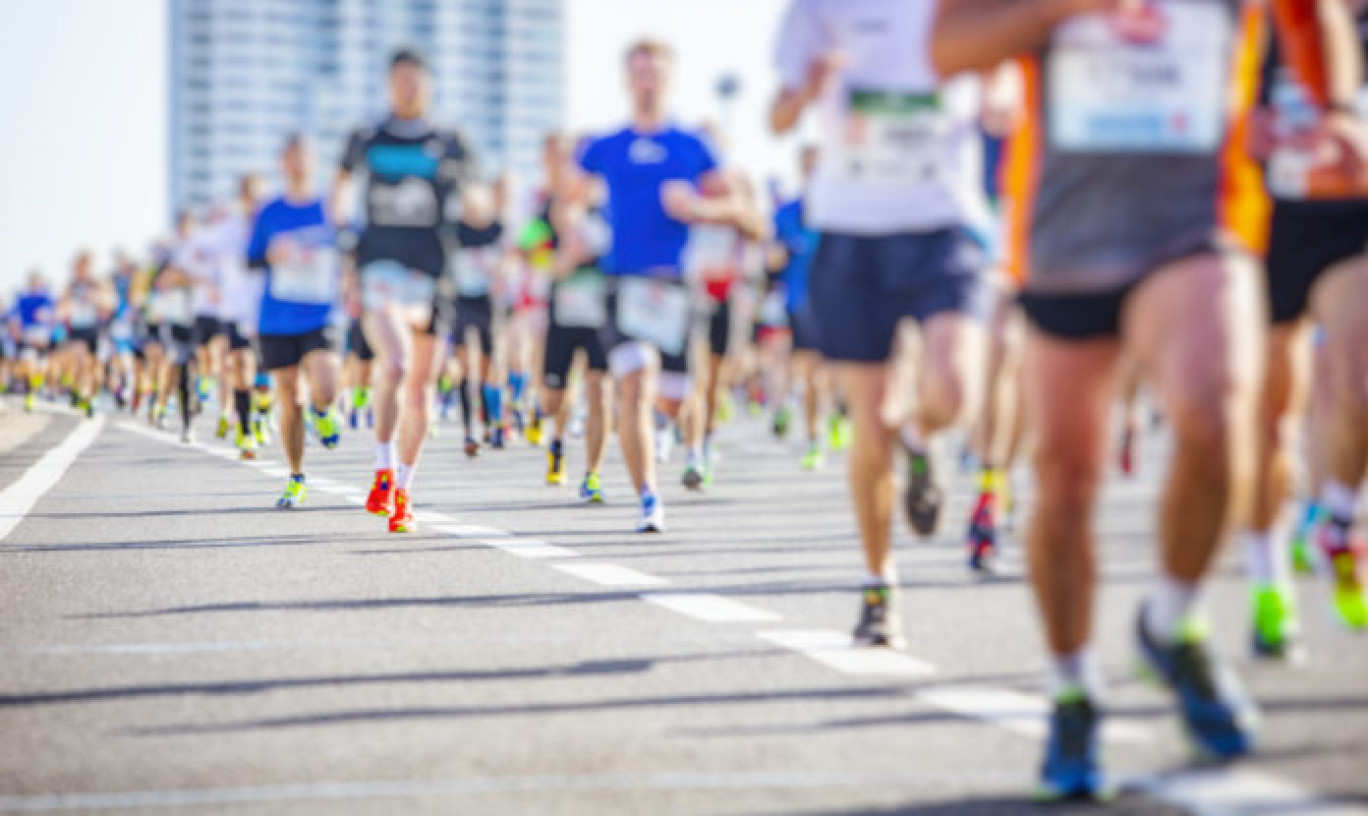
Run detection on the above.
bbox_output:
[757,630,934,677]
[0,416,104,542]
[643,593,783,623]
[437,523,510,538]
[477,538,580,560]
[553,562,669,587]
[1133,768,1368,816]
[916,686,1150,744]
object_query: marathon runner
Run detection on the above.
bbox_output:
[932,0,1368,798]
[331,48,476,533]
[106,251,141,410]
[773,0,991,648]
[14,271,56,413]
[157,213,200,442]
[248,135,344,508]
[568,38,759,533]
[58,251,112,418]
[447,183,507,453]
[211,175,267,460]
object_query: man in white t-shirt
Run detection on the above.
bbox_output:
[771,0,991,649]
[211,175,266,457]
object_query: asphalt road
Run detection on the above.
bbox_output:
[0,395,1365,815]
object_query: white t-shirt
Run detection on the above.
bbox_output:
[213,214,262,329]
[173,229,223,319]
[774,0,988,235]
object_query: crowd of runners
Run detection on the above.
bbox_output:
[3,0,1368,800]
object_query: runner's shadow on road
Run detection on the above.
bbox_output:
[778,792,1186,815]
[10,534,333,554]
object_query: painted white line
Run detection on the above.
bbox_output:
[552,562,669,587]
[479,538,579,560]
[1134,768,1368,816]
[642,593,782,623]
[915,686,1149,745]
[0,416,104,542]
[340,492,368,505]
[758,630,935,677]
[437,523,509,538]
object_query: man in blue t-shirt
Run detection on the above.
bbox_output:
[247,135,345,510]
[568,37,762,533]
[14,272,55,412]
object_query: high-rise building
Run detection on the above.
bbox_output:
[168,0,564,217]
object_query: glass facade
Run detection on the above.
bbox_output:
[168,0,565,216]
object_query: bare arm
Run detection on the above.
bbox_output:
[930,0,1099,77]
[329,168,354,229]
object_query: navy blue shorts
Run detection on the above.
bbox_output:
[789,305,820,352]
[809,228,988,363]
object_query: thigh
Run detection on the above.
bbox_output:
[1022,327,1120,475]
[407,328,442,389]
[363,308,413,367]
[1123,252,1264,415]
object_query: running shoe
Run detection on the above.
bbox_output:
[828,412,852,452]
[348,406,360,430]
[464,436,480,458]
[637,492,665,533]
[23,392,34,412]
[547,441,566,486]
[216,415,231,439]
[655,426,674,464]
[276,476,307,509]
[1135,609,1258,761]
[772,405,792,439]
[852,584,906,649]
[314,407,342,450]
[180,426,194,445]
[1317,518,1367,630]
[1035,688,1110,802]
[365,468,395,517]
[903,443,944,537]
[682,462,706,492]
[525,410,545,447]
[1250,583,1301,662]
[388,489,415,533]
[236,428,258,460]
[195,376,212,405]
[490,424,506,450]
[966,491,997,574]
[801,443,824,472]
[580,472,604,504]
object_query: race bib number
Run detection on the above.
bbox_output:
[369,178,438,228]
[452,249,495,297]
[159,289,193,326]
[616,277,690,356]
[833,89,945,186]
[554,272,608,329]
[270,244,339,305]
[1047,4,1230,153]
[69,301,99,329]
[759,290,788,328]
[361,260,437,312]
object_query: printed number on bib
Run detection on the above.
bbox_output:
[271,245,339,305]
[616,277,690,356]
[453,250,495,298]
[554,273,607,329]
[1047,4,1230,153]
[361,260,437,311]
[835,89,945,186]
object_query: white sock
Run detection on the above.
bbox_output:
[1320,479,1358,523]
[1241,529,1288,587]
[1049,647,1104,701]
[863,571,895,589]
[395,462,416,491]
[900,426,925,454]
[1144,574,1199,643]
[375,442,395,470]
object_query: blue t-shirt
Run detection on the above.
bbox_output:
[247,197,337,336]
[16,292,54,329]
[577,124,719,276]
[774,199,818,313]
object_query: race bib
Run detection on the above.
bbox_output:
[1047,4,1230,153]
[23,326,49,347]
[69,301,99,329]
[110,318,134,341]
[361,260,437,312]
[616,276,690,356]
[688,225,739,277]
[159,289,193,326]
[554,272,608,329]
[453,249,495,297]
[759,290,788,328]
[833,89,945,186]
[270,244,339,305]
[369,178,438,228]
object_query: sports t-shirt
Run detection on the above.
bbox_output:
[66,280,102,330]
[773,198,819,313]
[340,116,475,277]
[775,0,987,235]
[577,124,719,276]
[16,291,54,330]
[247,196,338,337]
[213,212,260,329]
[452,221,504,298]
[172,230,223,319]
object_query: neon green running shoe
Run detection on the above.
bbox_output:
[215,414,231,439]
[313,407,341,449]
[276,476,307,509]
[1250,584,1300,661]
[828,413,852,452]
[579,471,604,504]
[801,443,824,472]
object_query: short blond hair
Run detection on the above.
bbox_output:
[625,37,674,65]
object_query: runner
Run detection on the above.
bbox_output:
[569,38,759,533]
[932,0,1367,797]
[213,175,268,460]
[448,183,507,453]
[248,135,344,508]
[106,251,141,410]
[538,133,612,499]
[58,251,113,418]
[178,207,227,412]
[156,213,200,442]
[773,0,991,649]
[331,48,475,533]
[14,271,56,413]
[1244,2,1368,658]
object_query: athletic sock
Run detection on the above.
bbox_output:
[509,371,526,405]
[483,383,503,424]
[1241,529,1288,587]
[1320,479,1358,525]
[376,441,395,471]
[395,462,416,491]
[1050,647,1104,701]
[458,378,473,434]
[234,389,251,435]
[177,365,192,429]
[1144,574,1200,643]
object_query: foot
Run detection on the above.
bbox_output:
[464,436,480,458]
[179,427,194,445]
[772,405,792,439]
[1317,518,1367,630]
[314,408,342,450]
[800,443,824,472]
[547,442,566,486]
[903,443,943,538]
[579,472,605,504]
[236,428,258,460]
[636,493,665,533]
[216,415,231,439]
[852,584,906,649]
[1135,608,1258,761]
[388,489,415,533]
[276,477,307,509]
[1035,688,1110,802]
[365,469,395,517]
[682,463,706,492]
[1250,583,1302,662]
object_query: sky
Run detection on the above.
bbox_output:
[0,0,806,296]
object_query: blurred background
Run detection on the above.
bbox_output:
[0,0,807,293]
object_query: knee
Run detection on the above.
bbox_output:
[1032,442,1102,515]
[922,363,973,429]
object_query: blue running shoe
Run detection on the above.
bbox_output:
[1135,607,1258,762]
[1035,688,1109,802]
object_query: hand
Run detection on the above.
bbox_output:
[1321,110,1368,187]
[660,180,700,223]
[341,269,362,319]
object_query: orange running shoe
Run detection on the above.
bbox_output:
[389,489,415,533]
[365,469,395,517]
